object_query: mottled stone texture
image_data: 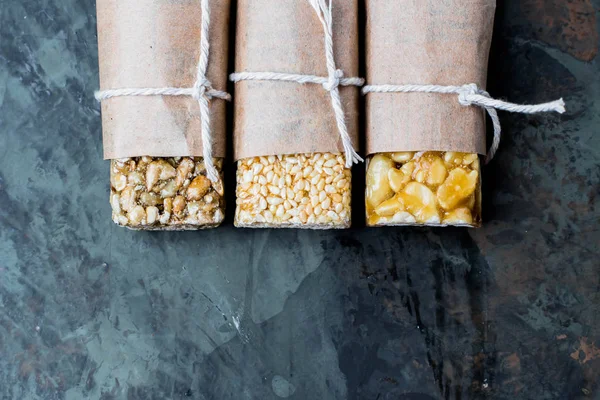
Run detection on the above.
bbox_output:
[517,0,598,61]
[0,0,598,399]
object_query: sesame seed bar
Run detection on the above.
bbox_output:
[235,153,352,228]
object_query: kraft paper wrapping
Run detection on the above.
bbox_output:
[233,0,359,161]
[97,0,230,159]
[365,0,496,156]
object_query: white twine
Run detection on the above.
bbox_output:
[95,0,230,182]
[362,83,566,163]
[230,0,364,168]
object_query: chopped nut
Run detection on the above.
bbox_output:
[366,152,481,227]
[186,201,202,217]
[443,208,473,225]
[213,209,224,223]
[128,205,146,225]
[128,171,144,186]
[139,191,161,206]
[111,172,127,191]
[159,212,170,225]
[388,168,410,193]
[400,182,440,224]
[173,195,186,215]
[175,158,195,188]
[390,152,415,163]
[156,160,176,180]
[443,152,478,166]
[235,153,351,228]
[160,180,177,198]
[426,156,447,186]
[145,162,161,191]
[163,197,173,214]
[113,215,128,225]
[110,157,224,230]
[110,193,121,214]
[437,168,478,210]
[366,154,395,208]
[374,195,402,217]
[187,175,211,200]
[119,187,136,212]
[390,211,416,224]
[146,206,159,224]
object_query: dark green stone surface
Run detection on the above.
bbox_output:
[0,0,598,399]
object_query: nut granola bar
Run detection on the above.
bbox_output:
[110,157,225,230]
[366,152,481,227]
[235,153,351,228]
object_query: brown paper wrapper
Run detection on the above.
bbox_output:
[97,0,230,159]
[365,0,496,156]
[233,0,360,161]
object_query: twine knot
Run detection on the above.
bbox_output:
[323,69,344,92]
[457,83,481,106]
[193,78,213,100]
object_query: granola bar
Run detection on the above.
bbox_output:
[110,157,224,230]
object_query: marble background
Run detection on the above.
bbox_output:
[0,0,598,399]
